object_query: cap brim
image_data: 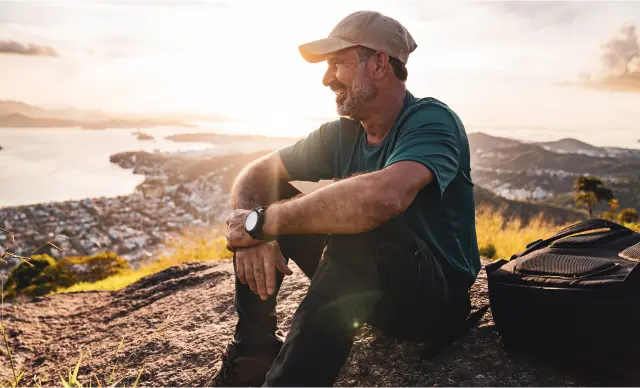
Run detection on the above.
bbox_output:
[299,37,358,63]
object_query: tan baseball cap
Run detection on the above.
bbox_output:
[299,10,417,64]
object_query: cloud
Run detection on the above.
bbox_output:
[566,24,640,92]
[0,40,58,57]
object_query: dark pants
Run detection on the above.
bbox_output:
[232,187,472,386]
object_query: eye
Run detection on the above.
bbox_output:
[328,59,344,69]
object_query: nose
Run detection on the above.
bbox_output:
[322,66,336,87]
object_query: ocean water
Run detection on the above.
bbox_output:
[0,122,637,208]
[0,125,297,208]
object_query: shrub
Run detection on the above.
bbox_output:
[618,208,639,224]
[58,233,232,294]
[61,252,129,283]
[478,243,497,259]
[5,252,129,298]
[4,254,73,298]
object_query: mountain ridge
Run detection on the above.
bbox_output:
[0,100,227,129]
[467,132,639,212]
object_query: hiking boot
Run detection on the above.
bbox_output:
[209,342,281,387]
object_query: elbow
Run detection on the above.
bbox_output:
[380,180,419,220]
[375,189,409,224]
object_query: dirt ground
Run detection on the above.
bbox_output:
[1,259,637,387]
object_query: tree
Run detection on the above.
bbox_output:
[574,176,614,219]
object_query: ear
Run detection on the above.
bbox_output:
[371,51,391,81]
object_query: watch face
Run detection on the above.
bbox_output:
[245,211,258,231]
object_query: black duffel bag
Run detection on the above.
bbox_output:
[486,218,640,358]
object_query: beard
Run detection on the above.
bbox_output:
[332,64,377,119]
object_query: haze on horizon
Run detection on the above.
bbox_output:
[1,0,640,138]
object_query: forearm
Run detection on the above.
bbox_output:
[231,153,298,210]
[231,161,272,210]
[263,171,402,235]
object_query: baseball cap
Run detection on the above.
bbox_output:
[299,10,417,64]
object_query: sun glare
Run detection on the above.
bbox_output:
[142,2,351,132]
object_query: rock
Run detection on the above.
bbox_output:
[0,259,636,386]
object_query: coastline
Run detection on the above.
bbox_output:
[0,149,274,266]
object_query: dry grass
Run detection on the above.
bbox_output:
[58,228,232,293]
[475,206,639,260]
[53,210,640,292]
[474,206,571,259]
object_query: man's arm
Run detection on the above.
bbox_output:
[262,161,433,235]
[231,151,296,210]
[229,151,296,301]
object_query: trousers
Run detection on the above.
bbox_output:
[232,186,472,386]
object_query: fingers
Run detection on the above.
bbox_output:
[253,256,268,300]
[235,251,247,284]
[264,248,277,296]
[243,255,257,293]
[237,242,292,301]
[274,243,293,276]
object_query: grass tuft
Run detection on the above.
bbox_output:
[475,206,568,260]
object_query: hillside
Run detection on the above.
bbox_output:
[0,112,78,127]
[474,143,636,175]
[0,100,193,129]
[467,133,640,212]
[538,138,606,156]
[2,259,636,386]
[473,186,584,224]
[467,132,522,152]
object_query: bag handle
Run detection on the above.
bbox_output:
[513,218,630,260]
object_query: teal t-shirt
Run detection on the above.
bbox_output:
[279,91,481,280]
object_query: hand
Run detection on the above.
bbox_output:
[226,209,262,250]
[235,241,293,300]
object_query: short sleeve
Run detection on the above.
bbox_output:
[278,120,339,182]
[384,106,460,195]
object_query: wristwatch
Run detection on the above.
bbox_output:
[245,206,268,240]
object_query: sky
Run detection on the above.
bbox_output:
[1,0,640,138]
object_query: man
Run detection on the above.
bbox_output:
[216,10,481,387]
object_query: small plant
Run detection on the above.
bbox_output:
[1,322,25,387]
[5,252,130,298]
[59,351,84,388]
[618,208,639,224]
[58,230,232,294]
[478,243,497,259]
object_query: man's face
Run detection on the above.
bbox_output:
[323,48,377,119]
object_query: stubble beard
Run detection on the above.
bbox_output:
[335,64,377,119]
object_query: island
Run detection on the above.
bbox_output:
[134,130,155,141]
